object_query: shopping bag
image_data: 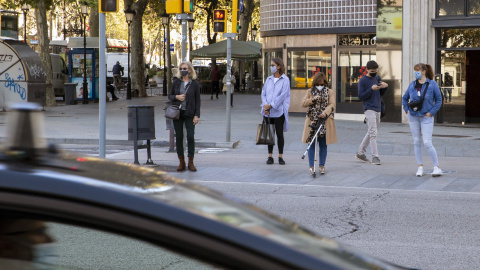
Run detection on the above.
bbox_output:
[256,117,275,145]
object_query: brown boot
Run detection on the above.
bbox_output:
[177,156,186,171]
[188,156,197,172]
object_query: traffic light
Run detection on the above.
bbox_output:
[184,0,194,13]
[99,0,119,13]
[213,9,226,33]
[166,0,182,14]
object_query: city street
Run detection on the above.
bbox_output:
[2,93,477,269]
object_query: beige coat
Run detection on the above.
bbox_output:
[301,88,338,145]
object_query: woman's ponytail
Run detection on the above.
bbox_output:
[426,64,434,80]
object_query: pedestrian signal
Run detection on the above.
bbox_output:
[213,9,226,33]
[184,0,194,13]
[99,0,119,13]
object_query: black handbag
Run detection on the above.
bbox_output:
[256,117,275,145]
[165,104,181,120]
[408,82,429,112]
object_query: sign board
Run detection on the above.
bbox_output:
[170,44,174,52]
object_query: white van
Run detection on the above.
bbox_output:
[106,52,129,82]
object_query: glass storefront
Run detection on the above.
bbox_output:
[437,28,480,123]
[337,48,376,103]
[437,0,480,16]
[287,49,331,89]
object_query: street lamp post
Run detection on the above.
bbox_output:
[161,12,169,96]
[125,6,135,100]
[187,18,194,54]
[21,4,30,44]
[81,2,89,104]
[251,24,258,41]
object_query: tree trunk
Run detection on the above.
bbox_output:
[239,0,254,42]
[35,1,56,107]
[89,6,99,37]
[130,0,150,97]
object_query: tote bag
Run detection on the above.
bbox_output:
[256,117,275,145]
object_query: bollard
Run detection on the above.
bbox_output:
[127,105,156,165]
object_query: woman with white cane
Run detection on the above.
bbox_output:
[301,72,337,176]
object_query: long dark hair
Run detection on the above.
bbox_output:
[414,63,434,80]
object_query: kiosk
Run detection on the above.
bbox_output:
[67,37,99,101]
[0,39,47,109]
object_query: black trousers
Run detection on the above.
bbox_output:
[173,110,195,157]
[211,81,220,97]
[264,114,285,155]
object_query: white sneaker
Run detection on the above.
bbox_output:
[416,166,424,177]
[432,166,443,177]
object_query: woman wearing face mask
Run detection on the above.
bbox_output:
[301,72,337,175]
[402,63,443,177]
[168,61,201,172]
[261,58,291,165]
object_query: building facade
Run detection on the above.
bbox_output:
[260,0,480,124]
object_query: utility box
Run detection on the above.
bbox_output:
[127,105,156,140]
[0,40,47,109]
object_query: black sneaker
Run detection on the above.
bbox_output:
[266,157,274,165]
[278,157,285,165]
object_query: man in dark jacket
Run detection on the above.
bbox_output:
[112,61,124,84]
[355,60,388,165]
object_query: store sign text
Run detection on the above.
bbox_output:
[339,37,376,46]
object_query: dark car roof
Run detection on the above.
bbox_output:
[0,149,407,270]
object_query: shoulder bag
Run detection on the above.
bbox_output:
[165,82,191,120]
[408,81,429,112]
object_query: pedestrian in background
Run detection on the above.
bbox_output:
[210,63,220,100]
[112,61,124,84]
[168,61,201,172]
[261,57,291,165]
[355,60,388,165]
[222,72,236,107]
[402,63,443,177]
[301,72,337,175]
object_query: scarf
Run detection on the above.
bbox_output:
[306,86,329,143]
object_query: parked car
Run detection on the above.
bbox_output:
[0,104,412,270]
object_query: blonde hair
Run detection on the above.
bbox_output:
[175,61,197,80]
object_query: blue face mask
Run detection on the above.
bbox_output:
[270,65,277,74]
[414,71,422,80]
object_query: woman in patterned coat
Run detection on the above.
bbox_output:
[301,72,337,175]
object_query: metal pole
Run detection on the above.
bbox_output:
[99,13,106,158]
[181,18,187,62]
[223,33,236,142]
[127,22,132,100]
[23,11,27,43]
[82,15,89,104]
[163,25,167,96]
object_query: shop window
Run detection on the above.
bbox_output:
[337,49,376,103]
[469,0,480,14]
[438,0,465,16]
[263,50,282,81]
[287,49,331,89]
[439,28,480,48]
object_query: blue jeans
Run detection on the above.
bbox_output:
[408,114,439,167]
[308,135,327,167]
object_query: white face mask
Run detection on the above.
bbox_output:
[316,85,325,91]
[270,65,277,74]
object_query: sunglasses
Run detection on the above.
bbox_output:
[180,68,189,71]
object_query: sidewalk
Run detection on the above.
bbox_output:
[1,92,479,193]
[0,92,478,157]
